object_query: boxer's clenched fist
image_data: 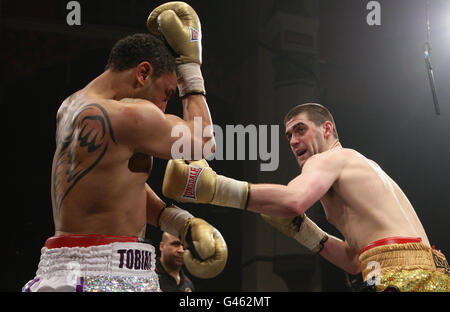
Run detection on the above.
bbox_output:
[147,1,205,97]
[158,205,227,278]
[261,214,329,253]
[147,1,202,65]
[182,218,228,279]
[163,159,250,210]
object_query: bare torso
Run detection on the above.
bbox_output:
[51,91,152,238]
[319,148,430,253]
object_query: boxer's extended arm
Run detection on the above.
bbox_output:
[162,154,344,255]
[320,235,361,275]
[163,153,341,215]
[247,154,341,216]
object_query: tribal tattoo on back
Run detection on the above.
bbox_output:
[53,103,117,213]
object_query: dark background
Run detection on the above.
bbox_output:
[1,0,449,292]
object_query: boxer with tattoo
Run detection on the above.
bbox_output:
[23,2,228,292]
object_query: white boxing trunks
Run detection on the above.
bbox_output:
[22,234,161,292]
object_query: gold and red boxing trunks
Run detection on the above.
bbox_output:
[22,234,161,292]
[359,237,449,292]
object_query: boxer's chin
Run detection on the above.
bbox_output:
[296,151,309,167]
[296,156,304,168]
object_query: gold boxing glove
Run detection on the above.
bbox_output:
[162,159,250,210]
[182,218,228,279]
[158,205,228,278]
[147,2,204,97]
[147,1,202,64]
[261,214,329,253]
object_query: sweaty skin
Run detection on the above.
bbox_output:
[51,65,214,238]
[314,147,430,253]
[248,113,430,274]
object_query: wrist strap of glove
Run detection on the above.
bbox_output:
[156,203,167,228]
[292,214,329,253]
[212,175,249,209]
[181,91,206,99]
[158,205,194,238]
[177,63,205,97]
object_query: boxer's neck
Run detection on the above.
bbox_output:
[87,69,136,101]
[327,139,342,151]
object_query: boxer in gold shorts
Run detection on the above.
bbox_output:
[162,103,449,292]
[359,237,448,291]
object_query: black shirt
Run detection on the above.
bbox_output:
[155,258,195,292]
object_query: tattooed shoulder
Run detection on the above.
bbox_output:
[53,103,117,213]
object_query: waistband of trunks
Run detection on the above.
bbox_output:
[359,236,422,255]
[359,241,439,282]
[44,234,147,249]
[37,239,157,278]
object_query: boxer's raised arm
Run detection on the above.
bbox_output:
[146,2,215,157]
[114,100,212,159]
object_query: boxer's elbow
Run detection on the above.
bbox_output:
[282,182,319,216]
[346,260,362,276]
[190,135,216,160]
[201,124,216,155]
[203,135,216,154]
[283,195,308,216]
[287,186,315,215]
[345,250,361,275]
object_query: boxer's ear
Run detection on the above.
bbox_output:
[136,61,153,86]
[322,121,334,139]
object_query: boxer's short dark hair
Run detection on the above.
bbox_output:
[105,33,176,77]
[284,103,339,139]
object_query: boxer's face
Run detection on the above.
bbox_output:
[285,112,326,168]
[135,66,177,113]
